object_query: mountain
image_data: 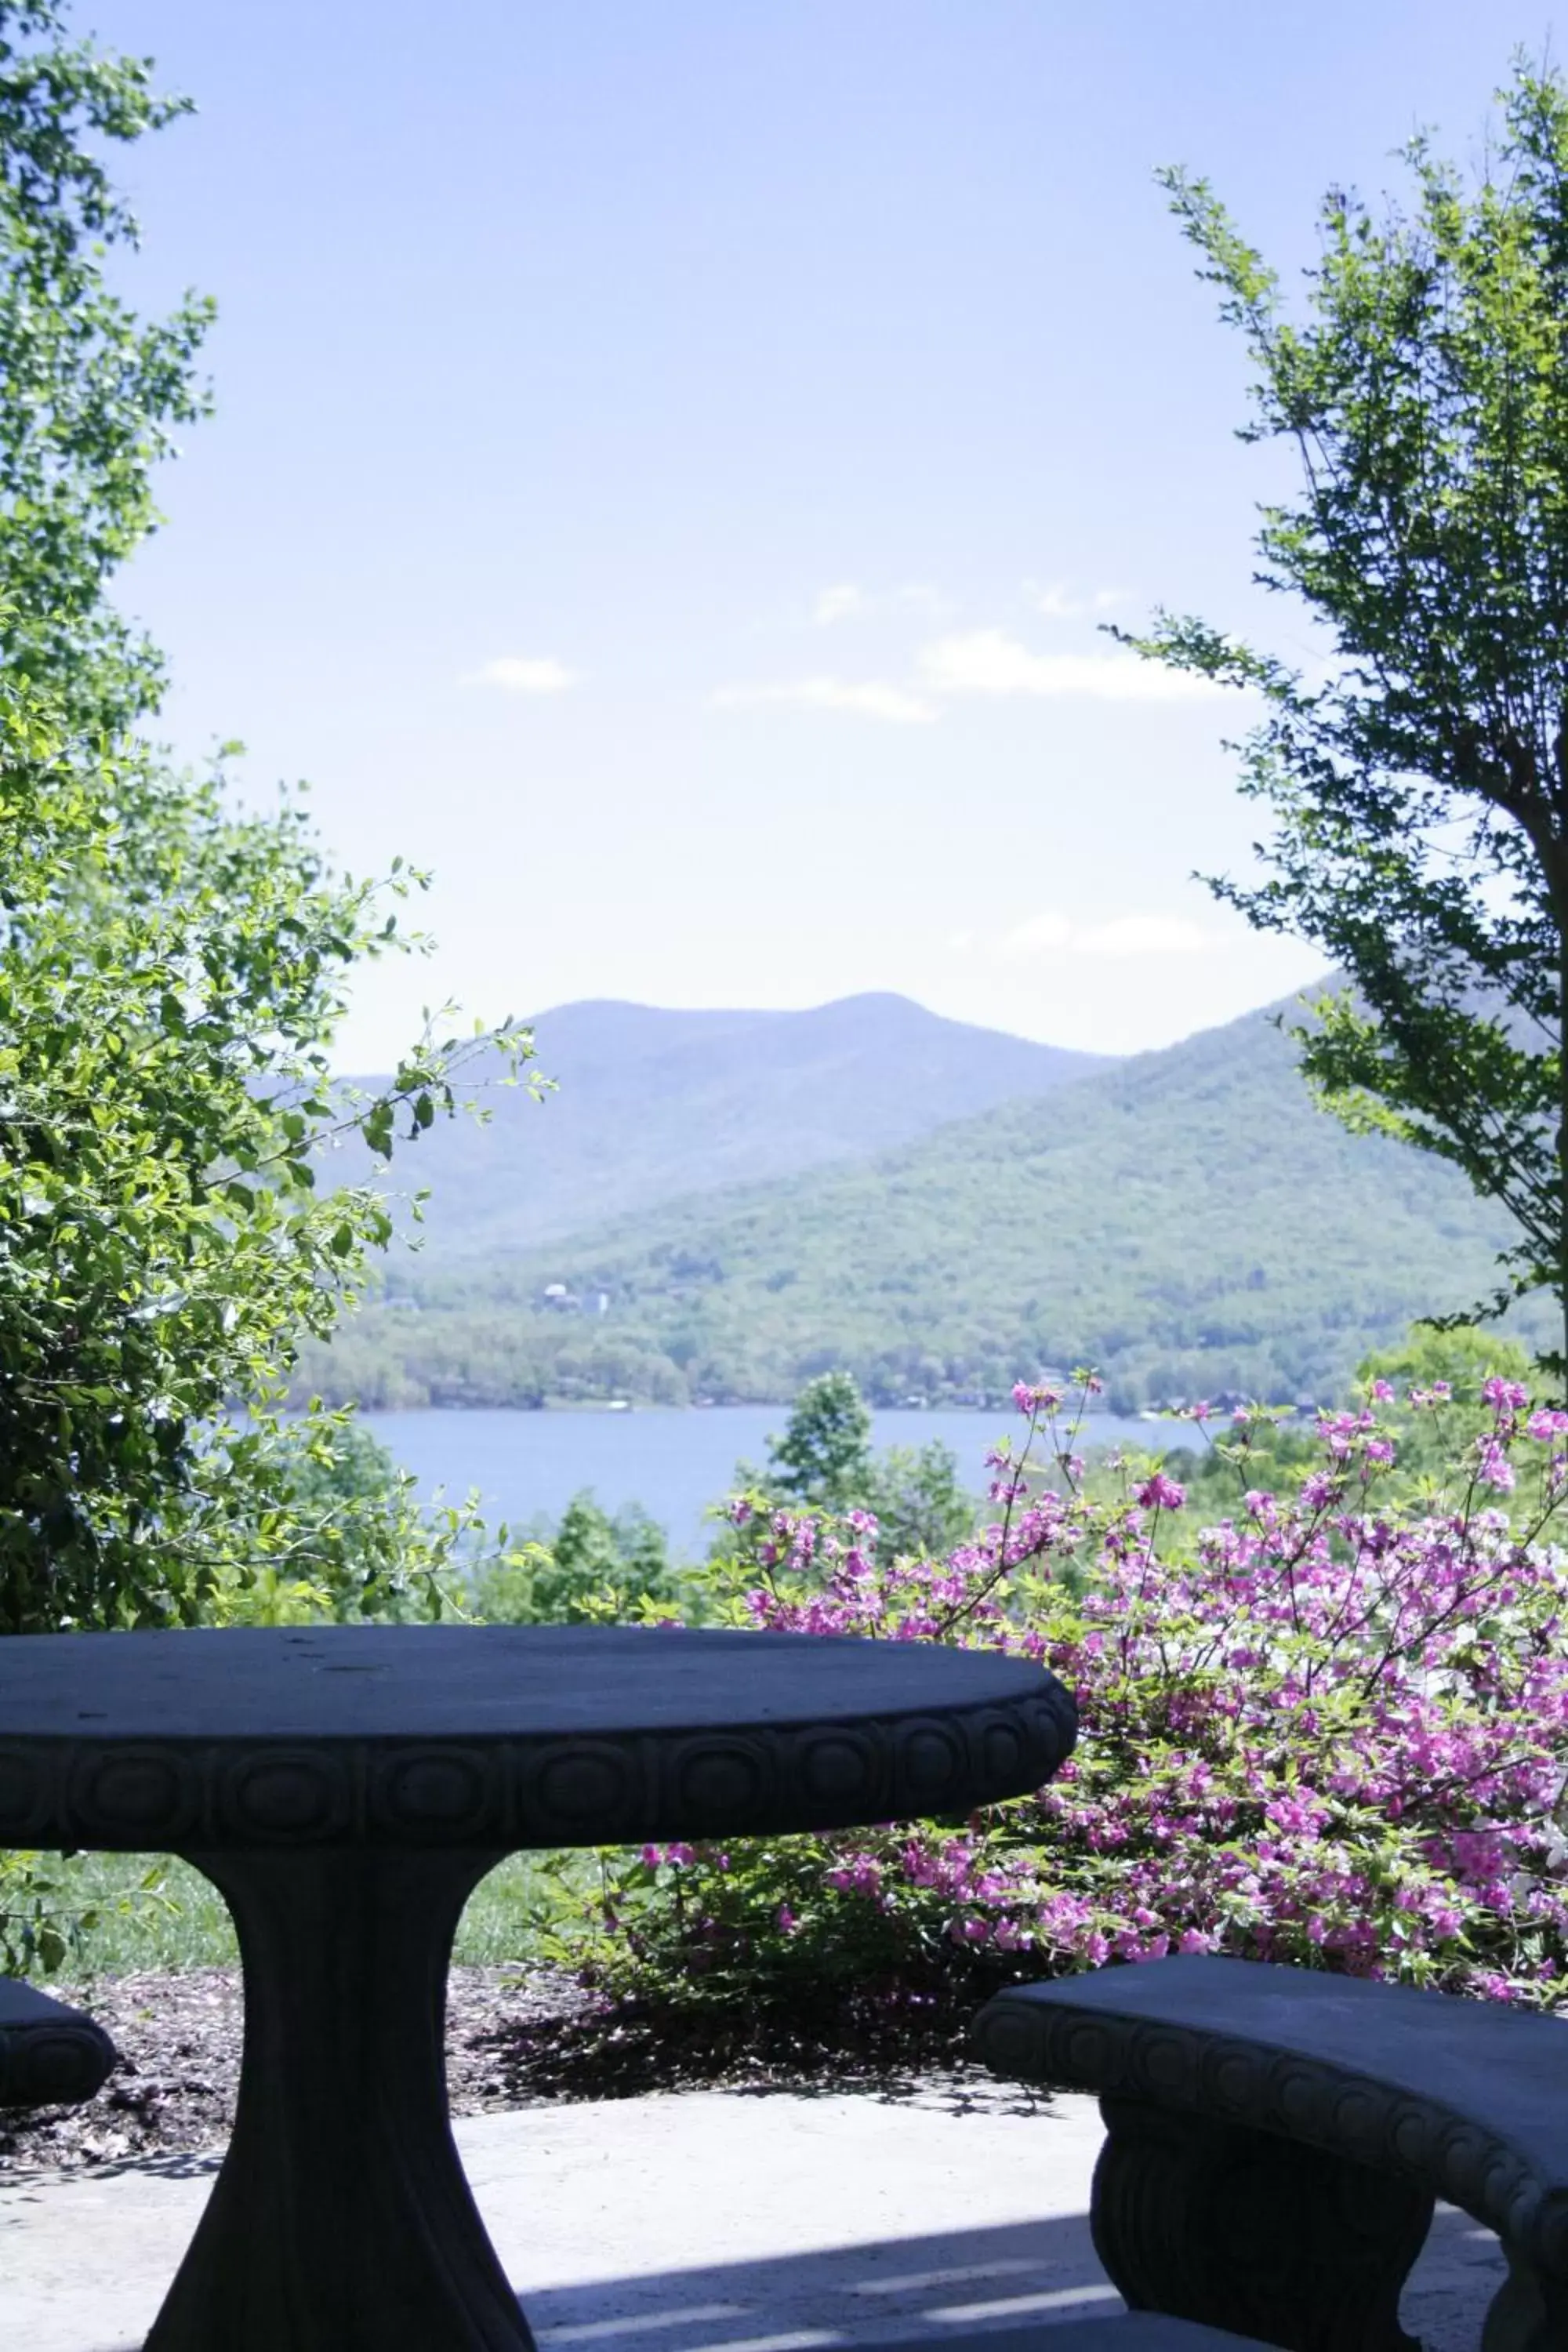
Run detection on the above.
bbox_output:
[303,996,1543,1414]
[336,993,1111,1254]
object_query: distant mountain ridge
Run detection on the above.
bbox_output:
[303,993,1544,1414]
[336,993,1111,1255]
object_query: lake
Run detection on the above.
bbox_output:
[358,1404,1186,1554]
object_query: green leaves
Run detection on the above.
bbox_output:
[361,1101,395,1161]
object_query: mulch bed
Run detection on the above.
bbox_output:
[0,1965,1023,2175]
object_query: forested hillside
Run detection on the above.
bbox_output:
[330,993,1109,1253]
[302,998,1538,1412]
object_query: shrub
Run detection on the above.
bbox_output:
[566,1374,1568,2029]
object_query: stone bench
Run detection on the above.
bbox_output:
[0,1973,117,2108]
[973,1955,1568,2352]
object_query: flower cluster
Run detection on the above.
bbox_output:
[581,1378,1568,2014]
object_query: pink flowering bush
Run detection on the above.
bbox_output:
[568,1374,1568,2027]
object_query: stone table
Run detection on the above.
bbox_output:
[0,1622,1075,2352]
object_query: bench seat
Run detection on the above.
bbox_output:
[975,1956,1568,2352]
[0,1973,117,2108]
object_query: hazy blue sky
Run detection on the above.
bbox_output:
[85,2,1561,1062]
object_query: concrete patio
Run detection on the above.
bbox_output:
[0,2083,1509,2352]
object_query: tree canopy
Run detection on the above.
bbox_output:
[766,1372,873,1510]
[0,1,212,731]
[0,1,532,1635]
[1142,60,1568,1378]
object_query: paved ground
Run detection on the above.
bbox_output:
[0,2084,1508,2352]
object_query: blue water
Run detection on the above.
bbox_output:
[359,1404,1176,1555]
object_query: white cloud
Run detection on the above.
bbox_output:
[994,912,1075,959]
[1025,580,1123,620]
[813,583,869,625]
[712,676,936,725]
[994,909,1210,964]
[462,655,582,694]
[920,629,1220,702]
[812,580,950,625]
[1080,914,1210,957]
[893,581,951,616]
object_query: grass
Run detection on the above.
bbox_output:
[42,1848,580,1980]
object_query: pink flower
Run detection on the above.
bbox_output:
[1477,1438,1516,1494]
[1134,1472,1186,1512]
[608,1384,1568,2010]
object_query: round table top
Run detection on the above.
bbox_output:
[0,1624,1076,1853]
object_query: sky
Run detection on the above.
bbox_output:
[82,0,1564,1064]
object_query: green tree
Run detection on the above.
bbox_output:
[1355,1324,1534,1403]
[0,694,525,1635]
[765,1371,872,1510]
[1140,61,1568,1381]
[0,2,214,731]
[746,1372,975,1557]
[861,1443,975,1559]
[0,2,535,1634]
[1352,1325,1534,1490]
[1167,1325,1537,1516]
[470,1492,676,1624]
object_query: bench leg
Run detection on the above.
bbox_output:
[1091,2096,1435,2352]
[1483,2245,1568,2352]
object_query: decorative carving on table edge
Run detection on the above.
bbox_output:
[0,1676,1076,1853]
[0,2005,116,2108]
[972,1991,1568,2288]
